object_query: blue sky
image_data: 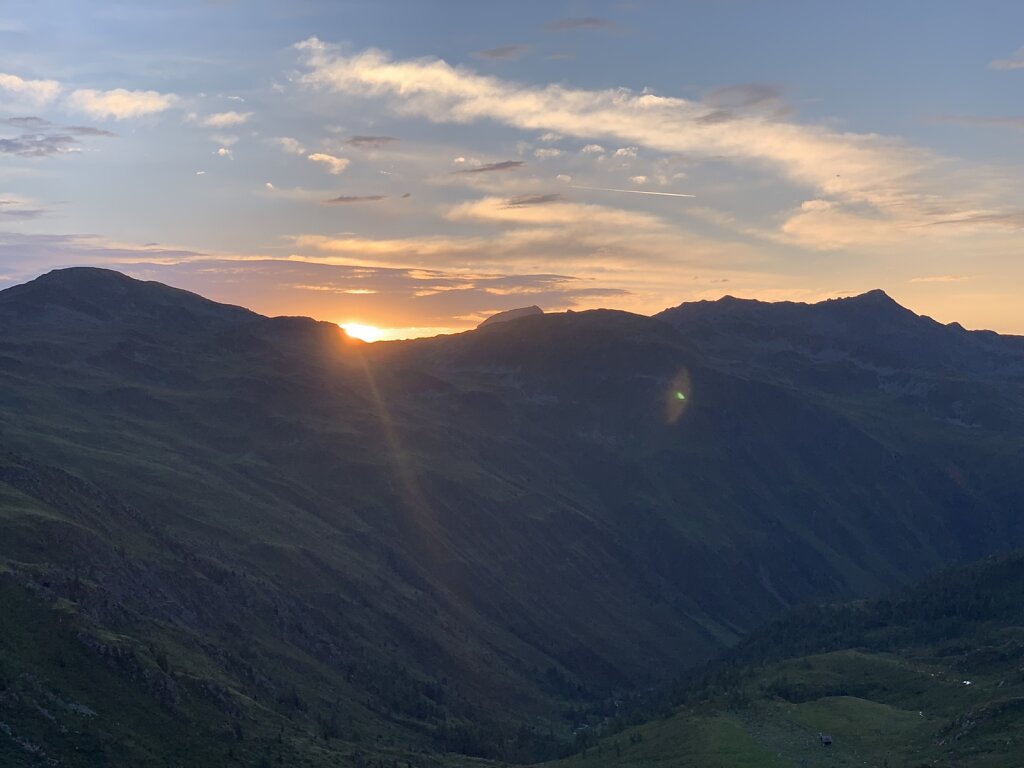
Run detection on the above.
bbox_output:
[2,1,1023,336]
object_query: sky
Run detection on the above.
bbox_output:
[2,1,1024,338]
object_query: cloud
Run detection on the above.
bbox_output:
[118,257,631,332]
[706,83,783,109]
[472,45,529,61]
[613,146,638,159]
[454,160,524,174]
[0,207,44,219]
[937,113,1024,130]
[293,41,942,213]
[0,72,61,105]
[923,210,1024,229]
[325,194,387,203]
[533,147,561,159]
[0,134,79,157]
[271,136,306,154]
[580,143,605,154]
[66,125,118,137]
[3,116,51,129]
[778,199,907,250]
[543,17,618,32]
[700,83,791,122]
[344,135,399,148]
[308,152,349,174]
[0,231,204,280]
[0,198,45,219]
[447,194,687,231]
[294,40,1024,254]
[991,47,1024,70]
[504,193,563,207]
[67,88,178,119]
[216,147,232,158]
[0,115,115,157]
[0,117,116,156]
[199,110,252,127]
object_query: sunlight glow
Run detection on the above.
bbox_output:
[340,323,385,343]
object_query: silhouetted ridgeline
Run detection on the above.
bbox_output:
[1,268,1023,766]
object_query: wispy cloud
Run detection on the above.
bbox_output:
[67,88,178,119]
[0,198,45,219]
[472,45,530,61]
[505,193,563,206]
[294,41,931,210]
[923,210,1024,229]
[990,46,1024,70]
[455,160,524,174]
[2,117,116,138]
[295,40,1024,253]
[0,134,79,157]
[325,194,387,204]
[271,136,306,154]
[700,83,792,123]
[198,110,253,127]
[66,125,118,137]
[344,135,399,148]
[937,113,1024,129]
[0,114,117,157]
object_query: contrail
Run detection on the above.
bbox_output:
[571,185,695,198]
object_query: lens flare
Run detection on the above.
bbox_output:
[666,370,692,424]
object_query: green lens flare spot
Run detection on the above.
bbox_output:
[675,391,686,401]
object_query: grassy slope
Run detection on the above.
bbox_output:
[540,552,1024,768]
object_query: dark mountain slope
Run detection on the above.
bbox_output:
[538,549,1024,768]
[0,270,1023,765]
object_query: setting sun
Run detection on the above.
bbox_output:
[340,323,385,343]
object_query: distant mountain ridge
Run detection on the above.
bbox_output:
[0,268,1023,766]
[478,304,544,328]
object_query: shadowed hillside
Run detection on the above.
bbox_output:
[537,549,1024,768]
[1,269,1023,766]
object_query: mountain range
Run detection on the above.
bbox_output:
[1,267,1022,767]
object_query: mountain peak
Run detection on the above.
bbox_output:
[836,288,900,306]
[477,305,544,328]
[0,267,256,327]
[33,266,139,287]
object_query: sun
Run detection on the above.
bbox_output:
[340,323,385,343]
